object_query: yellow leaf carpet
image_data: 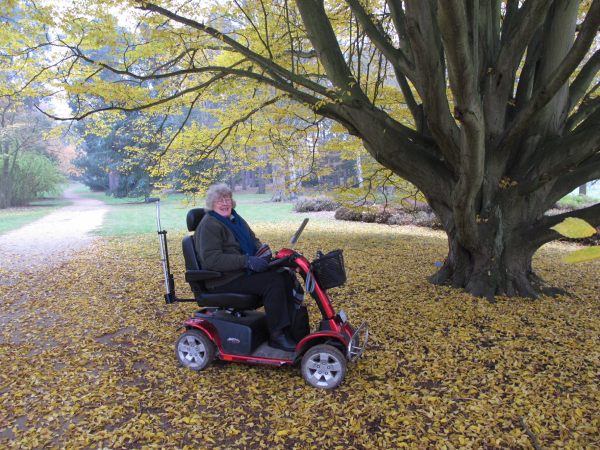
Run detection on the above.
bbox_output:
[0,222,598,449]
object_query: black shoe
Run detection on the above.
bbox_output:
[269,333,297,352]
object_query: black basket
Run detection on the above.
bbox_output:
[312,249,346,290]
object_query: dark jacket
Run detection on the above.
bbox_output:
[194,213,261,289]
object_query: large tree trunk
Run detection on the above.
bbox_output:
[430,220,546,300]
[346,105,586,300]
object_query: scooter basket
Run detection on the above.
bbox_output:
[312,249,346,290]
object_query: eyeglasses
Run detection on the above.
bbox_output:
[215,196,232,205]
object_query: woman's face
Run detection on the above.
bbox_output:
[213,194,233,217]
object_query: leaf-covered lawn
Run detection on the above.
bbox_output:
[1,222,598,449]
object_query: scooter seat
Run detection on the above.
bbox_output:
[195,292,261,310]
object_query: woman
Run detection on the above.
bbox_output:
[194,183,297,352]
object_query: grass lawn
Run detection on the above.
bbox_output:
[75,187,309,236]
[558,193,599,209]
[0,198,71,235]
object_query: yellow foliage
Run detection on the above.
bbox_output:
[0,222,599,448]
[551,217,597,239]
[563,246,600,263]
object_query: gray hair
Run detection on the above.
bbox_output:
[205,183,236,211]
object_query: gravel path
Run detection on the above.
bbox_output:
[0,187,109,272]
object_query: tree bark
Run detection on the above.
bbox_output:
[430,222,543,300]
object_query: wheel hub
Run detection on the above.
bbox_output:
[178,337,206,366]
[305,352,343,386]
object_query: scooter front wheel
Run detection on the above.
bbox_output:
[175,328,215,371]
[301,344,347,389]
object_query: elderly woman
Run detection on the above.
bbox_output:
[194,183,297,352]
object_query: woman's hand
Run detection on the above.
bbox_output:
[247,256,269,272]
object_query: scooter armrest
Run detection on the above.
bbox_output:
[185,270,222,282]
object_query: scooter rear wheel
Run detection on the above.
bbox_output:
[301,344,347,389]
[176,328,215,371]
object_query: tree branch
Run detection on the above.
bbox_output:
[386,0,413,58]
[517,107,600,194]
[495,0,551,79]
[566,92,600,131]
[62,41,249,82]
[568,49,600,114]
[137,1,332,98]
[484,0,551,137]
[35,73,230,121]
[403,0,460,169]
[345,0,414,78]
[295,0,370,105]
[393,66,422,131]
[526,202,600,249]
[159,91,203,157]
[438,1,485,250]
[196,95,285,158]
[498,0,600,153]
[545,153,600,208]
[232,0,273,59]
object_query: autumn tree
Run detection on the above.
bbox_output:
[0,3,66,208]
[19,0,600,298]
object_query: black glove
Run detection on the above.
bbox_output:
[247,256,269,273]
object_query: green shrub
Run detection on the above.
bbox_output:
[0,152,66,207]
[557,195,597,210]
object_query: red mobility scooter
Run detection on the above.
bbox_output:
[155,201,368,389]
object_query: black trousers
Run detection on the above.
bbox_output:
[210,271,295,334]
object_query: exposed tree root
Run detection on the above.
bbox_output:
[429,264,568,302]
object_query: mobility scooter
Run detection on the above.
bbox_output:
[154,200,368,389]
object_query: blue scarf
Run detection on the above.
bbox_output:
[209,210,257,256]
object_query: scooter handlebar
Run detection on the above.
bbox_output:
[267,255,295,269]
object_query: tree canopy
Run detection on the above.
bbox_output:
[4,0,600,298]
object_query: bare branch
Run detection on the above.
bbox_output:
[545,153,600,208]
[159,91,203,157]
[403,0,461,169]
[386,0,412,58]
[483,0,551,137]
[526,201,600,249]
[233,0,272,59]
[566,90,600,130]
[345,0,414,78]
[498,0,600,153]
[438,0,485,250]
[495,0,551,78]
[295,0,370,105]
[568,49,600,114]
[518,107,600,194]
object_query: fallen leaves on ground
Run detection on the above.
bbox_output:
[0,221,598,449]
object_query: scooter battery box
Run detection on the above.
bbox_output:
[207,310,268,355]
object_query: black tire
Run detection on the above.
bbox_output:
[175,328,215,371]
[301,344,347,389]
